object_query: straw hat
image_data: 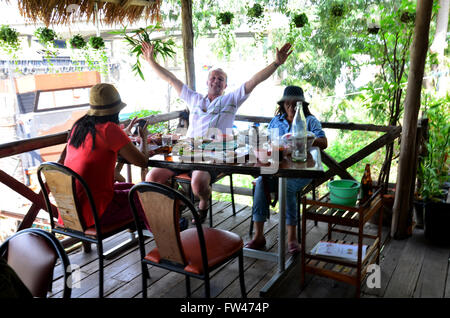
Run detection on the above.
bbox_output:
[86,83,126,116]
[277,85,309,107]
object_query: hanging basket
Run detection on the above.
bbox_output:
[69,34,86,49]
[35,27,56,45]
[292,13,308,28]
[88,36,105,50]
[247,4,263,19]
[0,25,20,47]
[217,12,234,25]
[331,3,345,17]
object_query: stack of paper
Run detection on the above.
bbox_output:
[310,241,367,262]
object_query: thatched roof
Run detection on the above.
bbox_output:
[12,0,162,26]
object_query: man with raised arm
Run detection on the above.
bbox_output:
[141,41,292,223]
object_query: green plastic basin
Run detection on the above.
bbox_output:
[327,179,360,207]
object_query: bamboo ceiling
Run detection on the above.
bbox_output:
[9,0,161,26]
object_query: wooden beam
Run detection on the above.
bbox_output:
[235,115,398,132]
[180,0,195,90]
[302,126,401,193]
[320,151,355,181]
[99,0,156,6]
[391,0,434,239]
[0,111,185,159]
[0,133,68,159]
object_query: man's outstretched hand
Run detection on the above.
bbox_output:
[141,42,155,64]
[275,43,293,66]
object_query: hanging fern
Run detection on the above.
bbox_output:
[110,24,176,81]
[69,34,86,49]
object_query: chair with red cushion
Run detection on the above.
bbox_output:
[37,162,139,298]
[0,228,71,298]
[129,181,246,298]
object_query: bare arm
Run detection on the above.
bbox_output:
[118,121,154,168]
[312,137,328,150]
[141,42,184,95]
[244,42,293,94]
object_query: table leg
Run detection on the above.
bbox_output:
[278,177,286,272]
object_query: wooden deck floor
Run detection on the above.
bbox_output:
[47,200,450,299]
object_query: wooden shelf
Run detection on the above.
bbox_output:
[301,191,383,297]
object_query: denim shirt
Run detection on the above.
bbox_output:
[268,113,326,138]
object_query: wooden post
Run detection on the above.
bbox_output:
[391,0,434,239]
[180,0,195,90]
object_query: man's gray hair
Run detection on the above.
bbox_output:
[208,68,228,83]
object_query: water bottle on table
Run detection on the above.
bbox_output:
[291,101,307,162]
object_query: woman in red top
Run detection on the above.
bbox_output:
[63,83,151,229]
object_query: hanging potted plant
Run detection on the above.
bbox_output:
[292,13,308,28]
[400,11,415,24]
[84,35,109,76]
[35,27,57,46]
[88,36,105,50]
[247,3,263,21]
[217,11,234,25]
[330,2,345,17]
[367,20,380,34]
[109,24,176,80]
[34,27,59,72]
[0,25,21,63]
[246,3,267,44]
[69,34,86,49]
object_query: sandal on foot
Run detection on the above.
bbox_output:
[192,208,208,224]
[245,237,266,251]
[288,241,301,255]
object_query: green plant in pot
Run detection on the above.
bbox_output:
[67,34,87,71]
[83,36,109,76]
[35,27,59,72]
[417,94,450,243]
[69,34,86,49]
[245,3,268,45]
[247,3,263,22]
[35,27,56,45]
[0,25,21,65]
[330,2,345,17]
[110,24,176,81]
[292,13,308,28]
[217,11,234,25]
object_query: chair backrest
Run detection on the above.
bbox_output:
[37,162,100,233]
[129,182,208,268]
[0,228,72,298]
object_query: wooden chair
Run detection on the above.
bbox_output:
[37,162,138,298]
[129,181,246,298]
[172,172,236,227]
[0,228,71,298]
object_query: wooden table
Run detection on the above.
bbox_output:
[146,146,325,294]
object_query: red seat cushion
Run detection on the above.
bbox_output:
[145,228,243,275]
[83,217,134,237]
[175,173,191,181]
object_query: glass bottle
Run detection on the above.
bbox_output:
[291,102,307,162]
[360,164,373,203]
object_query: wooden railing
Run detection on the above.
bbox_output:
[1,110,423,234]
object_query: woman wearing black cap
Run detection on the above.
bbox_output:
[62,83,152,230]
[246,86,327,254]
